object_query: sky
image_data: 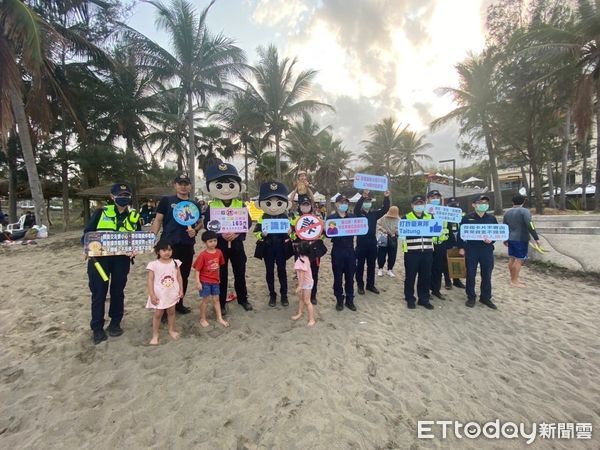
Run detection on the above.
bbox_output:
[128,0,490,169]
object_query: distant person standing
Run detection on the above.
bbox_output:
[442,197,466,289]
[502,194,540,288]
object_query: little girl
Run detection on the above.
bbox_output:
[146,240,183,345]
[292,241,316,326]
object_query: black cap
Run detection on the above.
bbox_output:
[447,197,460,207]
[298,194,311,205]
[335,194,348,203]
[174,173,191,184]
[258,181,289,201]
[411,195,426,203]
[205,162,241,183]
[473,194,490,202]
[427,190,441,197]
[110,183,132,196]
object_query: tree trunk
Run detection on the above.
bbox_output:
[484,130,503,214]
[546,162,556,209]
[60,44,70,231]
[7,131,18,221]
[407,166,412,197]
[559,108,570,210]
[9,88,46,227]
[275,132,282,180]
[520,164,529,194]
[581,145,587,210]
[595,84,600,211]
[186,89,197,196]
[244,141,249,188]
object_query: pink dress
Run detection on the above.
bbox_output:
[294,256,314,290]
[146,259,182,310]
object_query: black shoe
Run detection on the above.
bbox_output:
[221,304,228,316]
[418,301,434,310]
[431,291,445,300]
[176,304,191,314]
[444,283,453,290]
[466,298,476,308]
[240,302,253,311]
[93,329,107,345]
[407,301,416,309]
[366,286,380,294]
[357,287,365,295]
[268,296,276,307]
[345,302,357,311]
[310,297,317,305]
[480,298,497,309]
[336,303,344,311]
[281,296,289,307]
[106,323,123,337]
[453,280,466,289]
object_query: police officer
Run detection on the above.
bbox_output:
[354,189,390,295]
[203,162,253,312]
[401,195,434,310]
[427,190,449,300]
[327,195,357,311]
[83,183,141,344]
[458,194,498,309]
[151,173,203,314]
[443,197,466,289]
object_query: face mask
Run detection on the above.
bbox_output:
[430,199,441,206]
[300,205,311,213]
[476,203,489,213]
[363,202,372,210]
[338,204,349,213]
[413,204,425,213]
[114,197,131,207]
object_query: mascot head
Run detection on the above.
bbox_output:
[204,162,245,200]
[258,181,289,216]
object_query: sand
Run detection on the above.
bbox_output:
[0,232,598,449]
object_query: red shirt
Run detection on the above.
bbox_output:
[192,249,225,284]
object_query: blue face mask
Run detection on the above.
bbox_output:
[338,203,349,212]
[430,198,441,206]
[114,196,131,207]
[475,203,489,213]
[363,202,372,211]
[413,204,425,213]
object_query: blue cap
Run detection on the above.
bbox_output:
[259,181,289,201]
[110,183,132,196]
[205,162,241,183]
[473,194,490,203]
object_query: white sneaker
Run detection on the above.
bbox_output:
[387,270,395,277]
[377,269,383,277]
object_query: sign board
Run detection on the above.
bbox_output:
[425,204,463,224]
[294,214,323,241]
[84,231,155,257]
[459,224,509,241]
[172,201,200,226]
[325,217,369,237]
[398,219,444,237]
[353,173,388,191]
[208,207,249,233]
[262,218,290,234]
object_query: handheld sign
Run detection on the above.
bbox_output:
[172,201,200,230]
[460,224,509,241]
[208,207,249,234]
[262,218,290,234]
[294,214,323,241]
[325,217,369,237]
[425,204,463,224]
[353,173,388,191]
[398,219,444,237]
[84,231,156,257]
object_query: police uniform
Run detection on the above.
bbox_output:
[354,195,390,293]
[83,183,140,341]
[203,163,253,311]
[442,198,465,288]
[427,190,449,298]
[402,195,434,309]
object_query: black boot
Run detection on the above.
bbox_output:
[281,295,289,307]
[268,295,276,307]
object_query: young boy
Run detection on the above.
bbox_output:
[193,231,229,328]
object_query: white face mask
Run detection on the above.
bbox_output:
[363,202,372,211]
[300,205,311,213]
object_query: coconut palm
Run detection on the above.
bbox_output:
[284,112,330,176]
[195,125,240,177]
[315,132,352,211]
[240,44,332,179]
[361,117,407,178]
[394,130,432,196]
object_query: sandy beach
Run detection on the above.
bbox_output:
[0,232,598,449]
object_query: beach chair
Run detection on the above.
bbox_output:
[7,214,26,233]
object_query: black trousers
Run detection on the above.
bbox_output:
[218,239,248,309]
[331,246,355,303]
[171,243,195,307]
[403,251,433,304]
[465,247,494,301]
[310,258,320,300]
[264,243,288,298]
[430,244,447,294]
[377,242,398,270]
[88,256,130,331]
[356,238,378,289]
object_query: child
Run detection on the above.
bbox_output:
[291,241,316,326]
[193,230,229,328]
[146,240,183,345]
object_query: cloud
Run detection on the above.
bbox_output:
[250,0,310,28]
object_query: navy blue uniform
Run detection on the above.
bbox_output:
[458,212,497,302]
[354,196,390,290]
[254,213,288,300]
[327,212,356,306]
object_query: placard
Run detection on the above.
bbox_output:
[398,219,444,237]
[84,231,156,257]
[325,217,369,237]
[294,214,323,241]
[172,201,200,226]
[208,207,249,233]
[262,218,290,234]
[353,173,388,191]
[459,224,509,241]
[425,204,463,223]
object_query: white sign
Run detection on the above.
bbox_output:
[294,214,323,240]
[460,224,509,241]
[353,173,388,191]
[398,219,444,237]
[425,204,463,223]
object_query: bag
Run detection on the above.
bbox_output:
[23,228,39,240]
[33,224,48,238]
[388,235,398,249]
[254,240,265,260]
[377,233,388,247]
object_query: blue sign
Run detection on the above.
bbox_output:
[460,224,509,241]
[172,201,200,226]
[398,219,444,237]
[262,218,291,234]
[353,173,388,191]
[325,217,369,237]
[425,204,463,223]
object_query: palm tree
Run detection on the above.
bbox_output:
[361,117,407,177]
[394,130,432,196]
[241,44,332,179]
[315,132,352,212]
[195,125,240,176]
[127,0,246,194]
[284,112,330,176]
[431,50,504,213]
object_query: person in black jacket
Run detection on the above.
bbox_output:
[354,189,390,295]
